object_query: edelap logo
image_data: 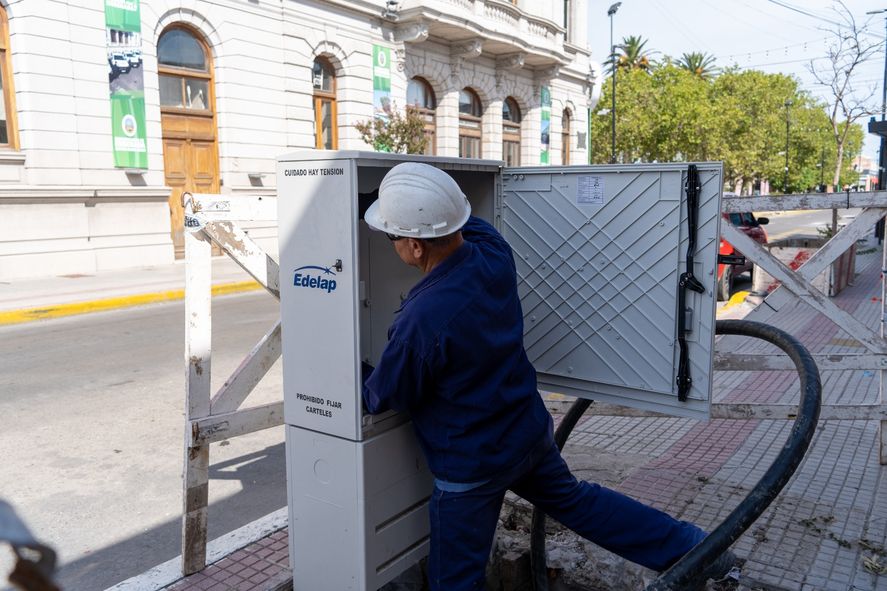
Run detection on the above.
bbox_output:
[293,265,337,293]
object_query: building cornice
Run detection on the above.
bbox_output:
[564,42,592,58]
[291,0,387,21]
[0,186,171,204]
[0,150,26,165]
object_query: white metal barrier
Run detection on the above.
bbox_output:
[715,192,887,465]
[182,193,283,574]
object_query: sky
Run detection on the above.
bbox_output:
[587,0,887,159]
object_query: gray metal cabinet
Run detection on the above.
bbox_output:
[276,152,722,591]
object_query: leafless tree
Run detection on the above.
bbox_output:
[807,0,881,188]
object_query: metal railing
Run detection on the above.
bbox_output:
[715,191,887,465]
[181,193,283,574]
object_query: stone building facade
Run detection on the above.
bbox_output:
[0,0,600,280]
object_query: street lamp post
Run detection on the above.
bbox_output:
[784,98,793,193]
[608,2,621,164]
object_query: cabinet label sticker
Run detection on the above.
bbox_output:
[578,175,605,206]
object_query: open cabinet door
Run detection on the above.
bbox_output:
[501,163,723,419]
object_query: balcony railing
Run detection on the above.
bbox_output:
[397,0,567,67]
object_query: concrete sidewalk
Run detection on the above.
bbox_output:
[0,257,263,324]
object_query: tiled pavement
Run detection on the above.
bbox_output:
[160,243,887,591]
[564,244,887,590]
[164,531,290,591]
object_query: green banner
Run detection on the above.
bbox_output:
[105,0,141,32]
[372,45,392,120]
[105,0,147,168]
[540,86,551,165]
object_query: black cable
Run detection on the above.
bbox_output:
[529,320,822,591]
[530,398,593,591]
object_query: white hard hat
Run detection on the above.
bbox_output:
[364,162,471,239]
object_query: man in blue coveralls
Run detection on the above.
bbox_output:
[362,162,735,590]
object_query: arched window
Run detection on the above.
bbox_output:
[0,6,17,147]
[459,88,482,159]
[408,77,436,155]
[312,57,337,150]
[158,27,212,112]
[561,108,572,165]
[502,97,521,166]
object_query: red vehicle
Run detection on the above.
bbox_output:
[718,211,769,301]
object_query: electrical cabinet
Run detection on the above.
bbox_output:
[277,151,722,590]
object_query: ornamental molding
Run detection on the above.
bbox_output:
[393,21,429,44]
[450,39,483,83]
[496,53,525,71]
[534,66,561,82]
[451,39,483,59]
[450,57,464,83]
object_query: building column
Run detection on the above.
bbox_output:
[485,98,504,161]
[553,106,564,165]
[525,91,542,166]
[577,108,589,165]
[437,88,460,157]
[570,0,588,47]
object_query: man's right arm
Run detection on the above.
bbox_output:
[362,337,431,414]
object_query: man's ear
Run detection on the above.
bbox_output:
[406,238,426,261]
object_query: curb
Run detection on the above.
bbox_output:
[755,210,809,217]
[0,280,263,326]
[105,508,288,591]
[720,290,749,312]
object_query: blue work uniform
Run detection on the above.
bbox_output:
[363,217,705,590]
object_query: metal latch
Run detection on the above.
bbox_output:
[676,164,705,402]
[718,254,746,266]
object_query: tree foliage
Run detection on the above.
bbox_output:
[590,62,865,194]
[355,105,428,154]
[677,52,719,80]
[806,0,880,187]
[614,35,656,72]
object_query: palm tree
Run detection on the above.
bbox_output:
[614,35,656,72]
[677,52,719,80]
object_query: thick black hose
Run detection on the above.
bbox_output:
[529,320,822,591]
[530,398,593,591]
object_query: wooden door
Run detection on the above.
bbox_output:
[162,113,219,258]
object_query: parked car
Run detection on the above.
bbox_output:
[718,211,769,301]
[125,50,142,69]
[109,52,131,77]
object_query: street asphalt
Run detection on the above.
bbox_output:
[760,207,863,241]
[0,291,286,591]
